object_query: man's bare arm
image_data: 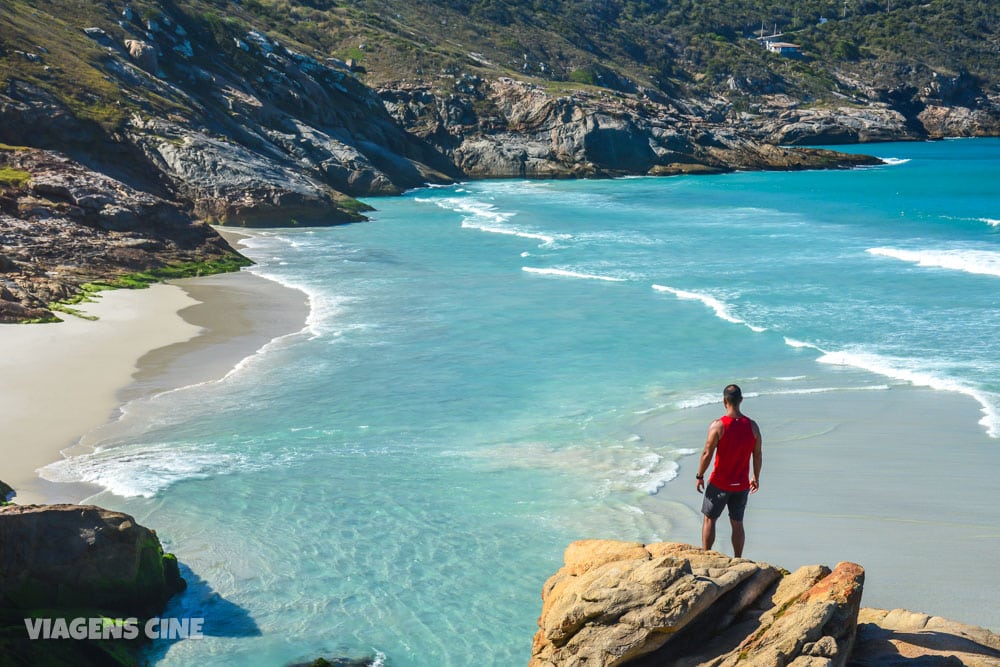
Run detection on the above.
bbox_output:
[696,419,722,493]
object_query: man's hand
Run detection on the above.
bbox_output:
[696,477,705,494]
[750,478,759,493]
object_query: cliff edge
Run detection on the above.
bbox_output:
[531,539,1000,667]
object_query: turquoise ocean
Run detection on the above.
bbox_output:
[42,139,999,664]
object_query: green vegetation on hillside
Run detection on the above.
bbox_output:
[2,0,995,124]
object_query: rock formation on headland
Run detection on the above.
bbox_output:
[0,145,248,322]
[530,539,1000,667]
[0,488,186,666]
[2,0,999,321]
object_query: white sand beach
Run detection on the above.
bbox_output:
[0,239,308,504]
[0,284,203,503]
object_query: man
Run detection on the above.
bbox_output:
[695,384,762,558]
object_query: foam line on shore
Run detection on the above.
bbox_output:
[21,228,314,502]
[782,336,999,438]
[0,285,203,504]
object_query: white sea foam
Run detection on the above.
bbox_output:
[625,453,680,495]
[234,231,347,340]
[779,334,998,436]
[881,157,911,166]
[674,392,721,410]
[652,285,766,332]
[426,196,567,246]
[817,348,999,437]
[522,267,627,282]
[38,443,246,498]
[468,439,693,496]
[867,247,1000,278]
[978,217,1000,227]
[784,337,823,350]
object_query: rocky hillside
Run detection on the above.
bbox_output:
[531,540,1000,666]
[1,0,997,319]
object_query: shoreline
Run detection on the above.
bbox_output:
[638,385,1000,632]
[0,228,309,505]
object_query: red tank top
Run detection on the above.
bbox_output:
[708,415,756,491]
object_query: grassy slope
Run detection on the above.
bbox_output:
[3,0,996,127]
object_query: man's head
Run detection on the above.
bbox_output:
[723,384,743,407]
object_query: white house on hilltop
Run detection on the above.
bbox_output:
[765,41,801,56]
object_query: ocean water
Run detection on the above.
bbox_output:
[41,139,999,664]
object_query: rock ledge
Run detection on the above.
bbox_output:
[530,540,1000,667]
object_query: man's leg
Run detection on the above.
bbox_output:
[702,514,717,551]
[730,519,745,558]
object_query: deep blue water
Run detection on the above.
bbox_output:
[42,138,999,665]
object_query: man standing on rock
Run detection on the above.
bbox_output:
[695,384,762,558]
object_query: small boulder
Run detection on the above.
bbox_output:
[125,39,158,73]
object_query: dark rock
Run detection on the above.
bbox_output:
[125,39,158,73]
[288,657,382,667]
[0,504,186,617]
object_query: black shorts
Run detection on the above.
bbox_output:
[701,483,750,522]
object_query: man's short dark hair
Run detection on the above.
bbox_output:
[724,384,743,405]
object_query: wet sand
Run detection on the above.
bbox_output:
[638,386,1000,632]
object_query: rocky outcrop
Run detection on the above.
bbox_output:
[100,9,456,219]
[852,609,1000,666]
[0,503,185,616]
[752,105,917,146]
[0,484,186,666]
[380,79,883,178]
[0,146,246,322]
[531,540,1000,667]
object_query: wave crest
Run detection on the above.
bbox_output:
[867,246,1000,278]
[652,284,766,332]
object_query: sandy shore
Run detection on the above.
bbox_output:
[0,232,308,504]
[639,386,1000,632]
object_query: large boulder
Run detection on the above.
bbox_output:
[530,540,867,667]
[0,504,185,617]
[530,540,783,666]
